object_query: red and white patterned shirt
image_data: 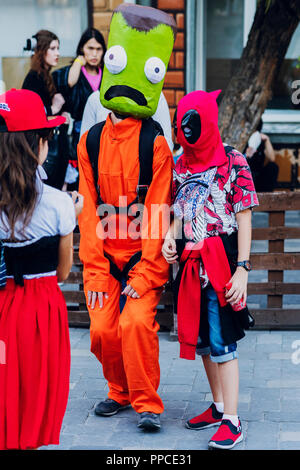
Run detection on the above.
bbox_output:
[173,145,259,287]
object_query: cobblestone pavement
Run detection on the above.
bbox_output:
[41,328,300,451]
[42,210,300,451]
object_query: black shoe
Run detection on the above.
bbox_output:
[94,398,130,417]
[137,412,161,431]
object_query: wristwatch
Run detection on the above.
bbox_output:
[236,260,252,272]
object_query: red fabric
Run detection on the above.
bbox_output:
[189,405,221,425]
[0,89,65,132]
[0,277,70,450]
[210,419,242,443]
[177,237,232,360]
[176,90,227,174]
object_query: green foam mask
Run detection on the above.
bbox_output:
[100,4,177,119]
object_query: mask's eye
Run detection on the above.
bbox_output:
[144,57,166,84]
[104,46,127,74]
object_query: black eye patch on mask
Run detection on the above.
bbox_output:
[181,110,201,144]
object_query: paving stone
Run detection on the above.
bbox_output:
[267,379,300,389]
[255,343,283,354]
[280,431,300,442]
[245,421,279,450]
[205,392,251,404]
[269,352,292,360]
[161,375,197,385]
[48,328,300,450]
[257,334,282,345]
[70,444,121,450]
[163,385,193,393]
[266,411,300,422]
[278,442,300,450]
[65,397,96,412]
[281,389,300,401]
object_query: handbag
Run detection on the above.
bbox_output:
[43,125,69,190]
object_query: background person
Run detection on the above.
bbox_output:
[0,88,83,450]
[245,119,279,192]
[22,30,69,189]
[53,28,106,190]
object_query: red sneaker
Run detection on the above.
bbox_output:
[208,419,243,450]
[186,403,223,430]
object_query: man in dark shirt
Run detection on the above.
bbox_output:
[245,120,279,192]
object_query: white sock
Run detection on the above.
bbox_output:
[214,402,224,414]
[223,414,239,427]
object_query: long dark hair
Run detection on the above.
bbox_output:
[31,30,59,99]
[76,28,106,70]
[0,121,53,240]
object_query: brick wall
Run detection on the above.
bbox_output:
[156,0,185,125]
[92,0,186,128]
[92,0,123,43]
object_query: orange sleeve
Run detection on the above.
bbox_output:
[129,135,174,297]
[77,131,110,293]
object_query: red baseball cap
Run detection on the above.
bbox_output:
[0,88,66,132]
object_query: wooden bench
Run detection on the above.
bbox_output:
[248,191,300,329]
[65,191,300,331]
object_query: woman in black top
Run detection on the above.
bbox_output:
[22,30,68,189]
[53,28,106,190]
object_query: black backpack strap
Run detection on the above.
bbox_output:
[86,118,164,210]
[86,121,106,205]
[136,118,164,204]
[104,251,142,283]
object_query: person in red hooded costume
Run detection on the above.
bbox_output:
[162,90,259,450]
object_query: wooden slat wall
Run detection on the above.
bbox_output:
[247,192,300,329]
[65,192,300,330]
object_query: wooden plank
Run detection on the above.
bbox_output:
[64,289,172,305]
[74,226,300,242]
[68,310,90,327]
[248,283,300,295]
[250,253,300,270]
[251,308,300,328]
[64,291,86,303]
[73,233,80,246]
[253,191,300,211]
[252,226,300,240]
[67,308,173,329]
[248,283,275,295]
[65,272,83,283]
[73,253,82,265]
[64,280,300,303]
[74,252,300,270]
[268,212,284,308]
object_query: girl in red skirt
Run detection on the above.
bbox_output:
[0,89,83,450]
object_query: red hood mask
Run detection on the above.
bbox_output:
[175,90,227,173]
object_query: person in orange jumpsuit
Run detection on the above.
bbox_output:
[77,4,177,431]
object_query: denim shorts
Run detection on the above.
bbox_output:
[196,286,238,364]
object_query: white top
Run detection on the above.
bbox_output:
[80,91,174,153]
[0,166,76,278]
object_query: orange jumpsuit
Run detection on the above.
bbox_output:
[77,115,173,414]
